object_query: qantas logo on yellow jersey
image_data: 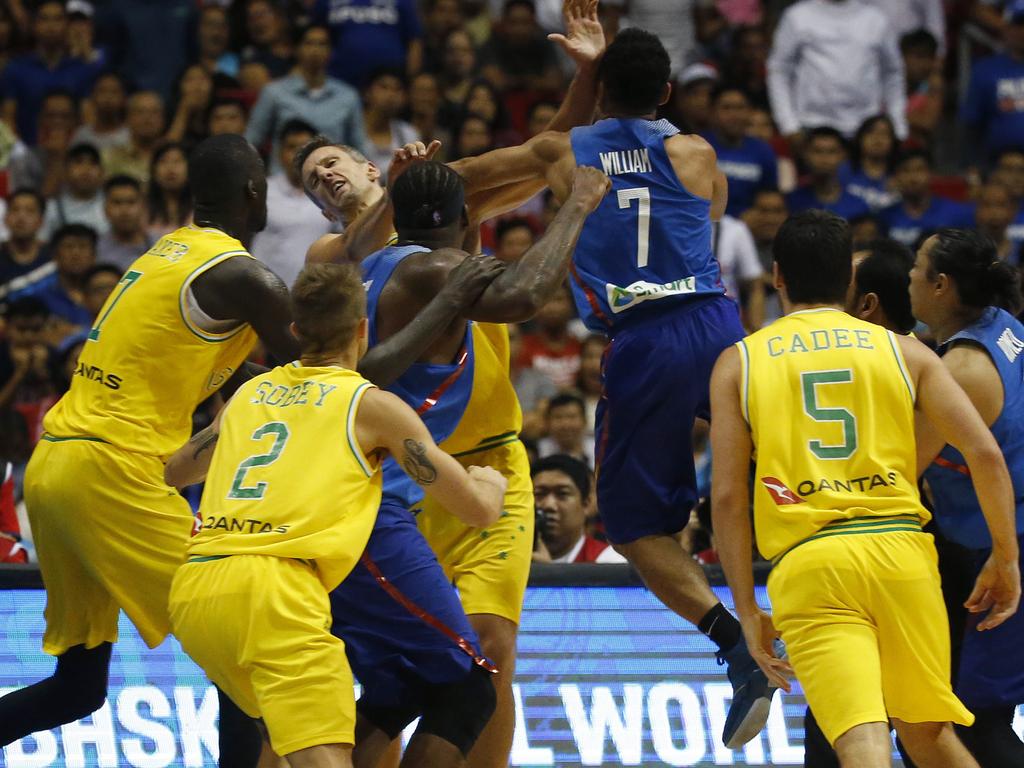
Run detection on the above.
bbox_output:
[760,477,804,505]
[762,472,903,503]
[73,361,122,390]
[201,515,290,534]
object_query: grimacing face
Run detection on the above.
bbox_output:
[300,146,380,217]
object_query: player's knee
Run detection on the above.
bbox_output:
[418,666,497,755]
[471,616,517,672]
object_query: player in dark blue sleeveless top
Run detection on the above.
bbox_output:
[453,27,782,748]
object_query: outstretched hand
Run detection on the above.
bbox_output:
[739,608,793,692]
[548,0,605,67]
[966,553,1021,631]
[388,139,443,188]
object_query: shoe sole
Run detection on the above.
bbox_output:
[723,693,773,750]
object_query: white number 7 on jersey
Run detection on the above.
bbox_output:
[617,187,651,268]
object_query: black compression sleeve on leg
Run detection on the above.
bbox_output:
[217,686,264,768]
[697,603,743,653]
[957,705,1024,768]
[416,665,497,756]
[0,642,112,746]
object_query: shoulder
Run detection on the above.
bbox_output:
[528,130,571,160]
[666,133,717,165]
[390,247,467,291]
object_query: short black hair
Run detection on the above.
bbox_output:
[84,263,123,284]
[849,115,897,174]
[853,239,916,333]
[365,65,407,89]
[4,296,48,320]
[894,147,932,171]
[391,161,465,231]
[546,392,585,418]
[752,187,786,206]
[278,118,317,144]
[773,210,852,305]
[51,223,98,250]
[992,145,1024,165]
[207,96,248,123]
[66,143,101,164]
[104,174,142,196]
[189,134,263,211]
[503,0,535,15]
[805,126,846,148]
[710,83,750,105]
[294,22,330,47]
[42,87,77,110]
[900,28,939,57]
[495,217,534,243]
[531,453,591,499]
[926,228,1023,313]
[598,28,670,114]
[7,187,45,214]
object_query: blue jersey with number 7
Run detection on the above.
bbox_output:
[569,118,724,332]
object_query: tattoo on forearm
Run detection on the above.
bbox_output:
[190,429,220,460]
[402,439,437,485]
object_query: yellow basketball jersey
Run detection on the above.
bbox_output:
[44,226,258,458]
[189,364,381,591]
[740,308,928,561]
[440,322,524,456]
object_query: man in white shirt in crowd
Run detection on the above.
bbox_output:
[860,0,946,55]
[250,119,333,288]
[768,0,907,145]
[712,214,764,331]
[532,454,626,564]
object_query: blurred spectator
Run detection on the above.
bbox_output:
[842,115,900,212]
[207,97,249,137]
[0,3,18,76]
[519,282,581,388]
[507,322,557,440]
[41,143,107,240]
[10,89,79,196]
[246,25,366,170]
[961,3,1024,166]
[531,454,624,563]
[767,0,907,143]
[100,0,194,101]
[0,1,98,145]
[849,213,884,245]
[900,29,944,147]
[704,84,777,217]
[720,24,770,110]
[975,182,1023,264]
[53,329,86,393]
[711,214,764,331]
[242,0,294,79]
[0,297,57,446]
[408,72,449,150]
[526,100,558,138]
[746,105,797,191]
[494,217,535,261]
[462,80,514,142]
[451,112,495,159]
[973,0,1023,35]
[479,0,563,93]
[671,62,717,134]
[537,393,593,466]
[9,223,95,332]
[102,91,166,184]
[859,0,945,55]
[239,61,273,95]
[576,333,605,434]
[463,0,494,46]
[251,120,333,288]
[992,147,1024,250]
[422,0,464,72]
[0,190,50,302]
[0,462,27,563]
[146,143,191,239]
[786,127,871,219]
[97,175,153,271]
[81,263,120,318]
[602,0,697,79]
[881,149,975,247]
[70,71,129,151]
[361,67,420,171]
[195,5,240,80]
[313,0,424,89]
[438,28,478,113]
[66,0,105,69]
[166,65,216,148]
[743,187,788,324]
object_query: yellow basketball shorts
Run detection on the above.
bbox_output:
[768,530,974,745]
[169,555,355,755]
[25,436,194,655]
[417,439,533,624]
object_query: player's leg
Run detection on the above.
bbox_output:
[832,722,892,768]
[957,706,1024,767]
[891,720,979,768]
[464,613,516,768]
[802,708,842,768]
[217,686,265,768]
[283,744,353,768]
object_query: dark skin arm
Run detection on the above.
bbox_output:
[189,256,300,363]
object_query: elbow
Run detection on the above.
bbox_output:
[164,461,183,490]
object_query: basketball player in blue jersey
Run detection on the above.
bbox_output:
[455,28,777,747]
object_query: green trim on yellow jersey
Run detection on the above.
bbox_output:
[178,250,253,343]
[738,339,751,424]
[347,382,376,477]
[772,513,923,565]
[886,330,916,403]
[451,432,519,458]
[40,433,110,445]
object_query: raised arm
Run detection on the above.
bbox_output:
[463,165,609,323]
[190,256,300,363]
[451,130,572,202]
[901,335,1020,630]
[355,387,507,527]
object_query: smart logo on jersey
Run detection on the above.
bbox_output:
[760,477,804,505]
[606,276,696,313]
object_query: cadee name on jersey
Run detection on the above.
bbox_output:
[599,148,652,176]
[766,327,875,357]
[250,379,337,408]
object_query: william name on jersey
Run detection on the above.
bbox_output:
[599,148,652,176]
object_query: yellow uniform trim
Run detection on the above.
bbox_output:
[177,250,252,342]
[772,513,923,565]
[346,382,375,477]
[887,330,916,403]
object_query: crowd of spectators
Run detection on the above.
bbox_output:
[0,0,1023,566]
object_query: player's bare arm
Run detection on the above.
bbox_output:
[306,189,394,266]
[453,130,576,204]
[357,253,504,387]
[190,256,300,362]
[899,334,1021,630]
[354,387,507,527]
[665,134,728,220]
[709,346,792,691]
[165,407,227,489]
